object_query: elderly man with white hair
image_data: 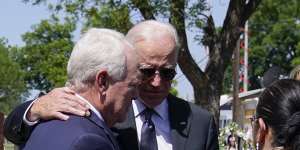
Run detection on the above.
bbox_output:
[114,20,218,150]
[18,28,140,150]
[5,20,218,150]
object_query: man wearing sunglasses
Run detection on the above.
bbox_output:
[4,20,218,150]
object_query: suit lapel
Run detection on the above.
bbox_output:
[87,111,120,150]
[168,94,192,150]
[102,95,192,150]
[112,106,139,150]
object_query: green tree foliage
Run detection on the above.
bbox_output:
[22,0,208,94]
[84,3,133,33]
[24,0,208,34]
[0,39,25,114]
[17,16,76,92]
[248,0,300,89]
[21,0,261,126]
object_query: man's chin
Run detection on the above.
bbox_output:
[142,90,167,97]
[117,108,130,122]
[140,96,166,107]
[116,114,127,123]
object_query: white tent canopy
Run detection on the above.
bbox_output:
[220,88,264,106]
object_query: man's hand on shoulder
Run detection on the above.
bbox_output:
[27,87,90,121]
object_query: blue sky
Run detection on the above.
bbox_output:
[0,0,229,100]
[0,1,50,46]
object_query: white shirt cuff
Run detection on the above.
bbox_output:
[23,99,40,126]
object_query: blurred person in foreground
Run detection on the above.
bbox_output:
[4,20,218,150]
[253,79,300,150]
[19,28,140,150]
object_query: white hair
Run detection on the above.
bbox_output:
[125,20,180,60]
[67,28,127,90]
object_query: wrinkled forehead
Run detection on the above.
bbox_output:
[138,52,177,68]
[134,36,177,67]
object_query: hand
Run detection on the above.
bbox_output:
[27,87,90,121]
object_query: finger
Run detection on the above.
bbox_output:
[62,87,76,94]
[48,88,88,110]
[63,98,89,112]
[59,104,87,117]
[52,112,70,121]
[64,94,90,109]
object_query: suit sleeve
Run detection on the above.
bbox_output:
[4,100,35,145]
[71,134,114,150]
[205,116,219,150]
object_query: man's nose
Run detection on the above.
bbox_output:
[150,72,162,87]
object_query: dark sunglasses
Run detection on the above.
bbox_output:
[139,67,176,80]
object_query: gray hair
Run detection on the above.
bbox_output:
[67,28,127,90]
[125,20,180,60]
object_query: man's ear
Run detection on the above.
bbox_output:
[96,70,109,93]
[256,118,267,147]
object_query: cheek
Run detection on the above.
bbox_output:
[162,80,172,89]
[138,81,149,90]
[141,79,172,87]
[109,86,126,102]
[120,87,134,102]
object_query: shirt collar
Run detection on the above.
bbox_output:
[75,93,104,121]
[132,98,169,121]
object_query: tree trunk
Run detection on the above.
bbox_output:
[195,0,261,127]
[232,39,244,127]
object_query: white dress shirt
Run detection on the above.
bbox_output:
[75,93,104,121]
[23,99,40,125]
[132,99,173,150]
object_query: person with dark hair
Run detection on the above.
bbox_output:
[226,134,237,150]
[254,79,300,150]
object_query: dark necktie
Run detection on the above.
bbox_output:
[140,108,158,150]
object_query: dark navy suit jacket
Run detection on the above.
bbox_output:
[112,94,218,150]
[4,94,218,150]
[21,111,120,150]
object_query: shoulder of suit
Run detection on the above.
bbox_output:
[25,116,110,150]
[37,115,100,131]
[31,115,109,142]
[71,133,113,149]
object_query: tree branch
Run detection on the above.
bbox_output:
[202,15,218,62]
[170,0,206,87]
[198,12,210,20]
[217,0,261,68]
[241,0,262,23]
[131,0,155,20]
[216,0,244,72]
[205,0,261,94]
